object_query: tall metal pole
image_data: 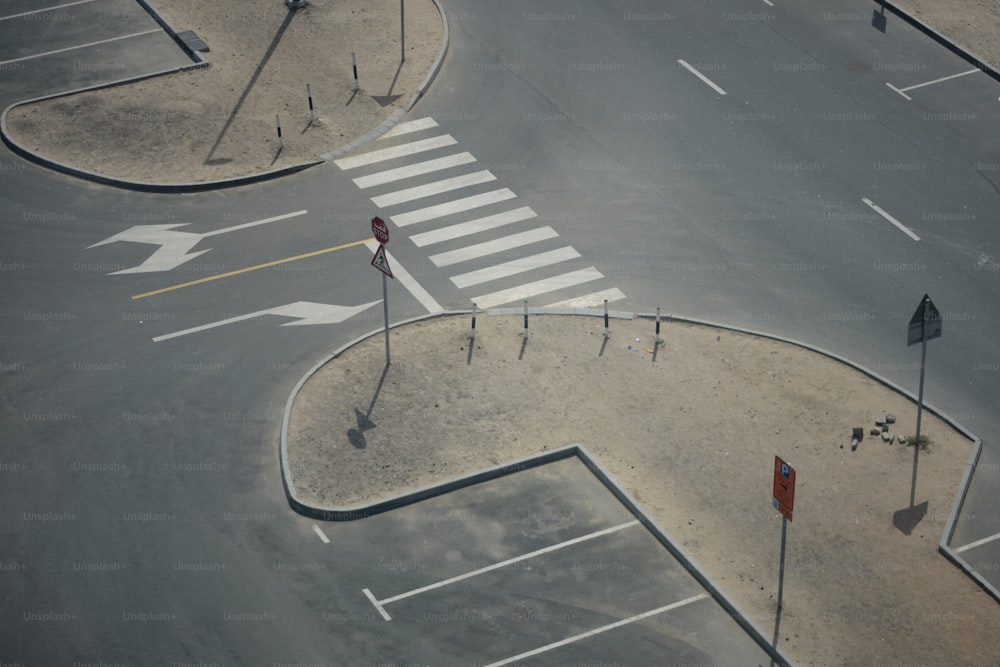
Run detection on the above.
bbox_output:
[910,299,929,507]
[400,0,405,62]
[382,272,390,365]
[777,516,787,613]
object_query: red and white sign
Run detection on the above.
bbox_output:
[371,244,393,278]
[371,216,390,245]
[772,456,795,522]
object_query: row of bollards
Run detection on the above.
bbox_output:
[272,51,367,147]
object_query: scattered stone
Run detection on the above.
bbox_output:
[875,417,886,427]
[882,423,889,432]
[870,428,881,436]
[898,435,908,446]
[882,431,892,443]
[885,414,896,424]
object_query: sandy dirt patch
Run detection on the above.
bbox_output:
[286,313,997,667]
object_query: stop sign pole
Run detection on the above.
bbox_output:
[371,217,392,365]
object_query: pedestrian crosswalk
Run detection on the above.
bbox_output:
[334,117,627,311]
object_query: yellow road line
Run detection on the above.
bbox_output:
[132,238,374,300]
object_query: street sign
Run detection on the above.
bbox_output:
[371,244,393,278]
[371,216,390,245]
[772,456,795,522]
[907,294,941,346]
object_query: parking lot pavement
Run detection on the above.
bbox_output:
[0,0,197,103]
[350,455,777,666]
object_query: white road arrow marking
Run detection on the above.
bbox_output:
[88,210,308,274]
[152,300,380,342]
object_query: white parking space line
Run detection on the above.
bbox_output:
[364,520,639,621]
[0,0,98,21]
[312,525,330,544]
[410,208,538,247]
[0,29,161,66]
[451,247,581,289]
[887,68,981,100]
[861,198,921,241]
[364,241,443,314]
[484,593,710,667]
[353,153,477,189]
[391,189,518,227]
[472,267,604,309]
[371,171,497,208]
[381,117,439,139]
[677,59,727,95]
[429,227,559,267]
[547,288,628,309]
[954,531,1000,554]
[334,135,458,170]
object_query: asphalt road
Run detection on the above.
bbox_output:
[2,0,999,663]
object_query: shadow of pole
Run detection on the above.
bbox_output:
[346,363,391,449]
[205,9,298,164]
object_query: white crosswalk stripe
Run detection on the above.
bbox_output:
[381,117,439,139]
[429,227,559,267]
[336,117,626,311]
[451,247,581,288]
[371,170,496,208]
[391,189,517,227]
[353,153,477,189]
[410,208,538,247]
[472,267,605,309]
[333,135,457,170]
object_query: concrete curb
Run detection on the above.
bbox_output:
[1,0,451,192]
[875,0,1000,84]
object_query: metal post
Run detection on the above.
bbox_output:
[522,300,528,335]
[307,83,314,121]
[470,303,477,339]
[655,307,662,345]
[911,300,929,507]
[400,0,405,62]
[382,272,390,365]
[352,52,359,91]
[603,299,610,339]
[276,114,282,147]
[777,515,787,613]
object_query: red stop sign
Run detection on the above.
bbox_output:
[371,216,389,244]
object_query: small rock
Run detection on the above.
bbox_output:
[882,431,892,443]
[870,428,881,436]
[882,423,889,432]
[885,414,896,424]
[898,436,908,446]
[875,417,886,426]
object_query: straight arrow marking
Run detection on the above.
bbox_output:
[152,300,380,342]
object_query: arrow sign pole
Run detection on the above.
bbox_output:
[152,300,380,342]
[906,294,940,508]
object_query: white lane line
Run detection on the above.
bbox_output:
[371,171,496,208]
[677,59,727,95]
[430,227,559,267]
[954,531,1000,554]
[0,29,161,66]
[353,152,476,189]
[483,593,710,667]
[0,0,98,21]
[364,520,639,621]
[380,117,438,139]
[362,588,392,621]
[410,207,538,247]
[333,135,457,170]
[391,189,517,227]
[472,267,604,309]
[899,68,981,93]
[364,241,443,314]
[312,525,330,544]
[547,288,628,309]
[761,0,774,5]
[861,198,920,241]
[200,210,308,237]
[451,246,581,289]
[886,83,913,101]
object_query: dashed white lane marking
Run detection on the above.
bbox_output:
[677,59,727,96]
[429,227,559,267]
[0,0,98,21]
[364,241,443,313]
[380,116,439,139]
[371,171,497,208]
[410,207,538,247]
[353,152,477,189]
[547,288,628,309]
[391,189,518,227]
[333,135,457,170]
[483,593,710,667]
[363,520,639,621]
[472,267,605,309]
[887,68,981,100]
[954,531,1000,554]
[0,29,161,66]
[861,198,921,241]
[451,246,582,289]
[312,525,330,544]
